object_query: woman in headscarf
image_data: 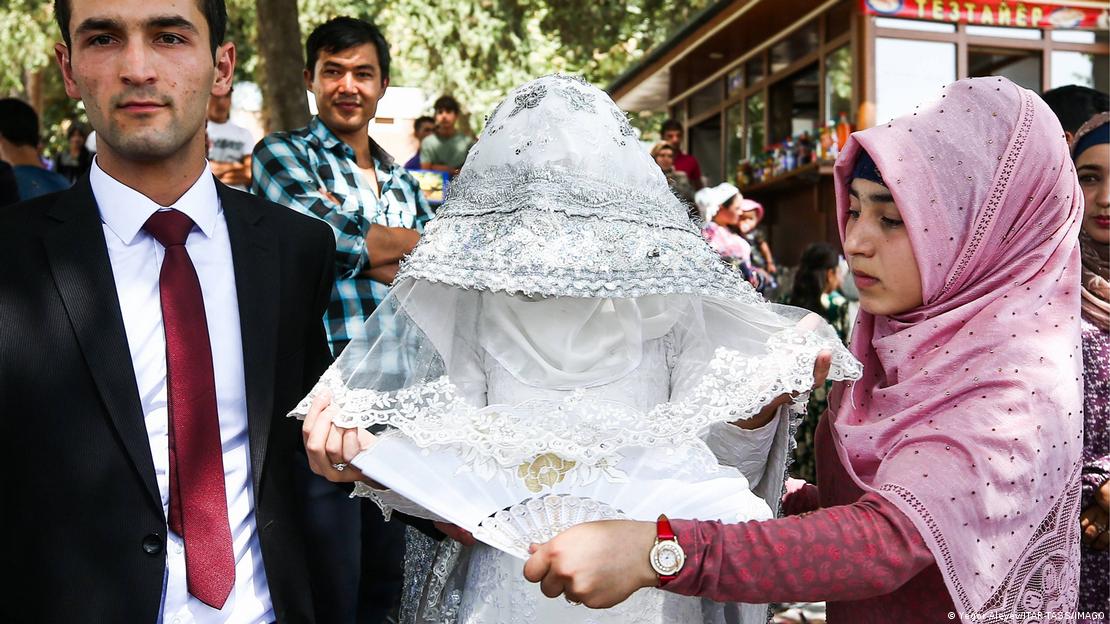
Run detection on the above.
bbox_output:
[1071,111,1109,619]
[785,242,849,483]
[700,183,756,285]
[651,141,697,218]
[295,74,859,624]
[525,76,1085,624]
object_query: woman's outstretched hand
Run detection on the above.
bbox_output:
[303,390,378,484]
[523,520,658,608]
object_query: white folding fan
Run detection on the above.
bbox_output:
[347,419,774,560]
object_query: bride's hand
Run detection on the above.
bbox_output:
[303,390,377,483]
[733,350,831,430]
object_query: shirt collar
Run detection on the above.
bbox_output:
[307,115,397,168]
[91,157,220,245]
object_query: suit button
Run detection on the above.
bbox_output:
[142,533,163,555]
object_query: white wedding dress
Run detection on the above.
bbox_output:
[371,326,781,624]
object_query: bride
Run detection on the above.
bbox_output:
[296,74,860,623]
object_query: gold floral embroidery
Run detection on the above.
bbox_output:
[517,453,577,493]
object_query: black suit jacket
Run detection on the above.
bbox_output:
[0,176,336,623]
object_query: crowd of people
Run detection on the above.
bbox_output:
[0,0,1106,623]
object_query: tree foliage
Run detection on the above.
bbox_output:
[0,0,711,140]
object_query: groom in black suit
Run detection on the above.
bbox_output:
[0,0,334,621]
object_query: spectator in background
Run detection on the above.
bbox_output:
[0,98,70,200]
[785,242,849,484]
[420,95,473,174]
[206,87,254,190]
[53,123,93,183]
[1071,111,1109,619]
[1042,85,1109,143]
[736,197,778,293]
[661,118,702,190]
[651,141,696,219]
[252,16,433,624]
[0,161,19,207]
[699,182,756,285]
[403,115,435,170]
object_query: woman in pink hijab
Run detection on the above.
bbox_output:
[523,77,1085,623]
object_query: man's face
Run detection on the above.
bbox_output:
[415,120,434,140]
[305,43,387,138]
[662,129,682,149]
[435,108,457,132]
[207,91,232,122]
[55,0,235,163]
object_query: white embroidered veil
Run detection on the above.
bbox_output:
[290,74,862,622]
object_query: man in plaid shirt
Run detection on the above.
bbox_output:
[251,16,432,623]
[253,17,432,357]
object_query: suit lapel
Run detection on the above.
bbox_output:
[220,182,279,494]
[44,178,162,510]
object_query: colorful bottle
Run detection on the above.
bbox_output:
[835,112,851,151]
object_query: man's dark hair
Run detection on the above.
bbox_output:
[305,17,390,82]
[1042,85,1110,135]
[0,98,41,147]
[53,0,227,58]
[434,95,461,114]
[413,115,434,131]
[661,119,683,135]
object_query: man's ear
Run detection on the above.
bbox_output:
[54,43,82,100]
[211,41,236,97]
[303,68,313,91]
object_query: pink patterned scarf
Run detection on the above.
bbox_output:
[828,77,1084,622]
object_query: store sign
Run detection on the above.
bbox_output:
[863,0,1109,30]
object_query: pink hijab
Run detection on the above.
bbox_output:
[829,77,1084,621]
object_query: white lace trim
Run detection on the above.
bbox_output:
[291,328,862,473]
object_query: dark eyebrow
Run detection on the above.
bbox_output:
[322,61,377,72]
[870,192,895,203]
[1077,163,1104,173]
[74,17,125,36]
[74,14,198,37]
[145,15,199,34]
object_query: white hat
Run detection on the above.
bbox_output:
[698,183,741,221]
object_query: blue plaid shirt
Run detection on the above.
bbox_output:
[252,116,433,355]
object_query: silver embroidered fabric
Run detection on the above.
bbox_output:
[396,74,746,300]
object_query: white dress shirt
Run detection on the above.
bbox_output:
[91,159,273,624]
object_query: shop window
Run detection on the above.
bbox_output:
[690,114,723,185]
[689,80,723,120]
[726,103,745,185]
[876,38,955,123]
[727,67,745,96]
[874,17,956,33]
[769,64,820,147]
[969,47,1042,92]
[966,25,1042,40]
[746,54,766,87]
[770,20,819,73]
[825,1,853,41]
[825,46,853,127]
[747,93,766,160]
[1051,30,1100,44]
[1052,51,1110,93]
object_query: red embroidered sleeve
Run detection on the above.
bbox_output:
[666,492,935,603]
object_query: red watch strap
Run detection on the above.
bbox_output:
[657,514,675,541]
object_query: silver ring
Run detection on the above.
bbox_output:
[565,596,581,606]
[332,462,347,472]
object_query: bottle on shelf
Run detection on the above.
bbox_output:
[835,111,852,151]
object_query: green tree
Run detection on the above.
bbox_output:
[2,0,711,140]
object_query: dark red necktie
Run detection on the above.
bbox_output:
[144,209,235,609]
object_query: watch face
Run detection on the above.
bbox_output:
[650,540,686,576]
